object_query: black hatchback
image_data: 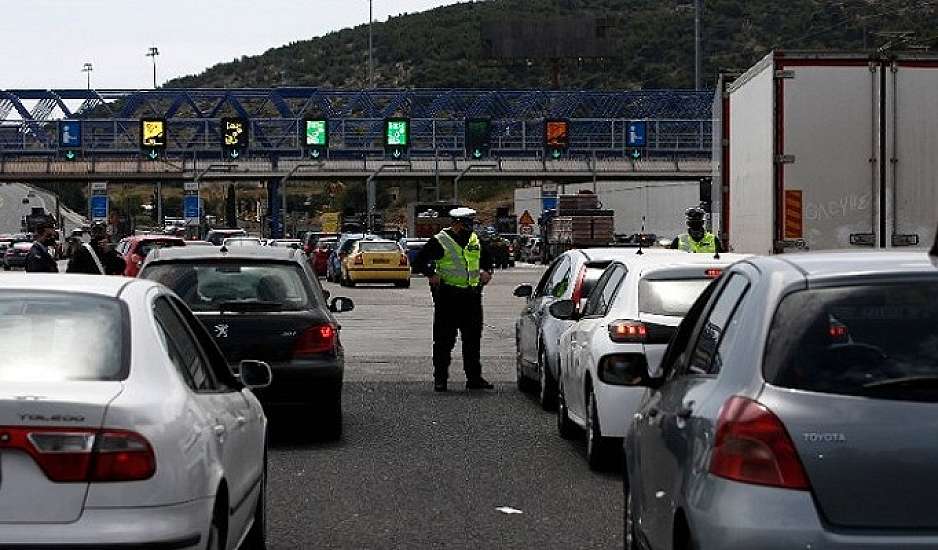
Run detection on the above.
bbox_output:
[140,246,354,437]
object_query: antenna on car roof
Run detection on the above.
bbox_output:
[636,216,645,255]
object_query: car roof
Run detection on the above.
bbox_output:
[126,234,184,242]
[357,239,397,244]
[0,274,159,297]
[603,251,751,273]
[148,246,300,262]
[751,251,938,281]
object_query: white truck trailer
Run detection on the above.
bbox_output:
[720,51,938,254]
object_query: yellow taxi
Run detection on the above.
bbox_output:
[340,239,411,288]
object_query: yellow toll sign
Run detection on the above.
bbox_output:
[140,119,166,149]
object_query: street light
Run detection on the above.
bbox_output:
[676,1,703,90]
[367,0,374,88]
[146,46,160,89]
[81,63,93,90]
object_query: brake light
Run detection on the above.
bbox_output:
[353,255,364,266]
[829,324,849,340]
[570,266,588,309]
[0,427,155,483]
[293,324,337,356]
[705,269,723,279]
[400,254,408,267]
[709,397,809,490]
[608,320,647,343]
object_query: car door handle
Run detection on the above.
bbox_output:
[235,416,248,427]
[676,404,695,420]
[213,424,227,440]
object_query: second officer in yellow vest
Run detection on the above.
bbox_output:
[413,208,495,392]
[670,206,723,253]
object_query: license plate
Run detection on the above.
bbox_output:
[373,259,389,264]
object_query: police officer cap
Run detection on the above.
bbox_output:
[685,207,706,222]
[450,207,477,222]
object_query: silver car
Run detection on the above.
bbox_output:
[624,252,938,549]
[0,274,271,549]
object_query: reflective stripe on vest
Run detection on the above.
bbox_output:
[678,232,716,253]
[435,231,481,288]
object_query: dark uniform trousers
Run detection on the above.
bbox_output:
[432,283,484,382]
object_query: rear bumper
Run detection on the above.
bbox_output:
[0,498,211,549]
[347,267,410,282]
[252,357,344,405]
[687,476,938,549]
[593,381,647,438]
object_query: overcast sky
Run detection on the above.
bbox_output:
[1,0,464,90]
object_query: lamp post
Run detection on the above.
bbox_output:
[81,63,93,90]
[694,0,702,90]
[368,0,374,88]
[146,46,160,89]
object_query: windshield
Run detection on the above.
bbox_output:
[0,292,126,382]
[225,238,262,247]
[639,279,712,317]
[138,240,183,257]
[142,262,314,312]
[360,242,401,252]
[765,282,938,401]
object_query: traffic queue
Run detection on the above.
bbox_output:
[1,205,938,550]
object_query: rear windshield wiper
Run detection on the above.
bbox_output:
[861,376,938,391]
[215,301,284,313]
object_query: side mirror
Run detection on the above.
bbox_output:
[239,360,272,389]
[322,289,332,300]
[513,284,533,298]
[549,299,577,320]
[330,296,355,313]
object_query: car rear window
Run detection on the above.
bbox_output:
[0,292,126,382]
[143,262,314,312]
[138,240,183,258]
[639,279,712,317]
[765,282,938,400]
[360,242,400,252]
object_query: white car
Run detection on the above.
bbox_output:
[553,251,749,469]
[0,274,271,549]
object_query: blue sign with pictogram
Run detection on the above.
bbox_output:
[184,195,200,220]
[627,121,647,148]
[90,195,108,220]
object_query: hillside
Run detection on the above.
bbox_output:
[164,0,938,91]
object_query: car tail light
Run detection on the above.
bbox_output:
[400,254,408,267]
[353,255,364,266]
[709,396,810,490]
[293,324,337,356]
[829,323,849,342]
[570,266,588,308]
[608,320,647,343]
[0,427,155,483]
[705,269,723,279]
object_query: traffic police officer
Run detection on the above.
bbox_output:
[670,206,723,253]
[25,222,59,273]
[413,208,495,392]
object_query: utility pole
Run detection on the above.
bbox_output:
[146,46,160,89]
[694,0,702,90]
[82,63,93,90]
[368,0,375,88]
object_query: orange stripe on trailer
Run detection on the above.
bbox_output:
[784,190,803,239]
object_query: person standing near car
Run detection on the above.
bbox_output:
[413,208,495,392]
[24,222,59,273]
[670,206,723,253]
[67,223,126,275]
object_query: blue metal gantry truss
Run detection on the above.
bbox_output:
[0,88,713,159]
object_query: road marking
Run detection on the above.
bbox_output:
[496,506,523,515]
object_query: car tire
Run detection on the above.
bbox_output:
[586,386,613,471]
[516,350,532,393]
[242,453,268,550]
[556,377,578,440]
[538,346,558,411]
[206,501,225,550]
[625,473,639,550]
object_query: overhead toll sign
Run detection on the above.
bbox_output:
[627,121,647,147]
[304,118,328,159]
[466,118,492,160]
[545,119,569,160]
[222,117,248,159]
[384,118,410,159]
[59,121,81,161]
[140,118,166,160]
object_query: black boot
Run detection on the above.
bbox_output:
[466,377,494,390]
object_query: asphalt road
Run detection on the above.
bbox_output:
[265,267,625,550]
[0,182,83,235]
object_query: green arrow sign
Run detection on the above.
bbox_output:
[392,148,402,159]
[229,149,240,160]
[310,149,321,159]
[65,150,77,161]
[631,149,642,160]
[551,149,561,160]
[147,149,159,160]
[472,149,482,159]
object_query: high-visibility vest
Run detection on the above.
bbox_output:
[677,232,717,253]
[435,231,481,288]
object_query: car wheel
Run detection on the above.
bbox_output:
[625,476,639,550]
[586,386,612,470]
[538,347,558,411]
[516,349,532,393]
[556,377,578,440]
[242,453,268,550]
